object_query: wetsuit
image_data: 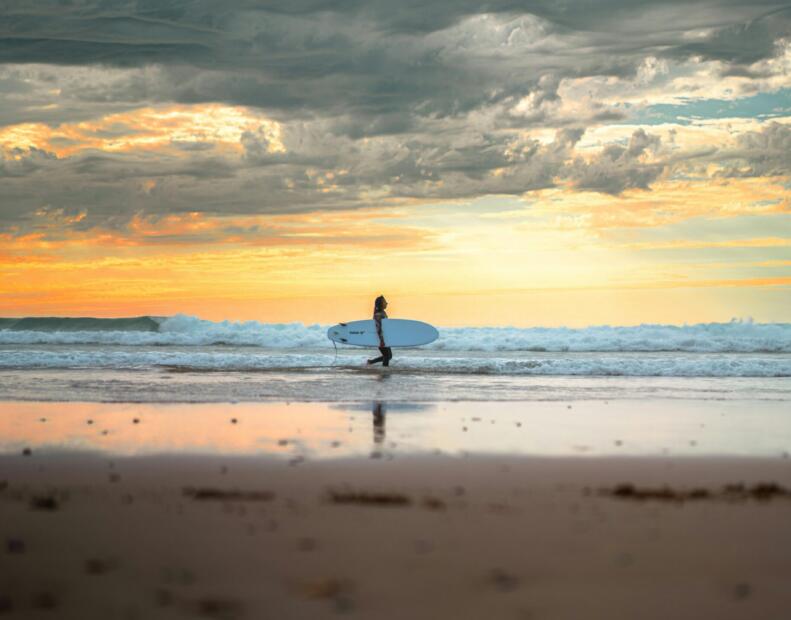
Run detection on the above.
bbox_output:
[368,309,392,366]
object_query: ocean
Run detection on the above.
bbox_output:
[1,314,790,403]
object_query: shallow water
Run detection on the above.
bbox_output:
[2,399,789,460]
[2,345,790,378]
[1,366,790,403]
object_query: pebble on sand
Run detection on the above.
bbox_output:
[29,496,59,511]
[297,537,318,552]
[31,592,58,610]
[301,577,355,612]
[303,578,351,599]
[488,568,520,592]
[328,490,411,507]
[194,598,244,617]
[85,558,116,575]
[733,582,752,600]
[6,538,26,554]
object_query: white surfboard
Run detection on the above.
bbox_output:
[327,319,438,348]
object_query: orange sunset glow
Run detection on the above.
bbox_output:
[0,4,789,326]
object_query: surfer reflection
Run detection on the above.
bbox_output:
[372,401,386,444]
[367,295,392,367]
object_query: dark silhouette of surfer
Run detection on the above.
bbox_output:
[367,295,392,367]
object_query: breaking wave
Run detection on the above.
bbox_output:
[0,349,789,377]
[1,314,790,353]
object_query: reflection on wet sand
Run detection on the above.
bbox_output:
[373,401,386,445]
[1,399,790,459]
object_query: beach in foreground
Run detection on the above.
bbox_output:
[2,399,790,619]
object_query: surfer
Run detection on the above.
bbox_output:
[367,295,392,367]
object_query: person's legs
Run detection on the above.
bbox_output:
[367,347,385,364]
[368,346,391,365]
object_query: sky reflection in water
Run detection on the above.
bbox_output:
[1,399,789,459]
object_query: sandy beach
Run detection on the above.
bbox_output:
[2,400,791,619]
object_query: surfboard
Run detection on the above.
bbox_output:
[327,319,438,348]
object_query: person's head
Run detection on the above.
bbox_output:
[374,295,388,312]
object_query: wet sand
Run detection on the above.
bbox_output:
[2,451,791,619]
[2,398,791,619]
[2,399,790,459]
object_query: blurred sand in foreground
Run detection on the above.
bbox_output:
[2,452,790,620]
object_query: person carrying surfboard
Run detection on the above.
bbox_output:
[367,295,393,367]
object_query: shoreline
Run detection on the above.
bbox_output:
[1,364,789,404]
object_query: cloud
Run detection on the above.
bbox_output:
[0,1,789,237]
[0,146,57,178]
[3,107,790,239]
[0,121,584,235]
[2,3,788,138]
[568,129,665,194]
[668,9,789,66]
[0,2,788,125]
[718,121,791,177]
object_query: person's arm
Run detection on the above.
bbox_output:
[374,312,385,347]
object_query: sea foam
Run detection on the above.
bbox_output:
[1,314,789,353]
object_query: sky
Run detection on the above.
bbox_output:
[0,0,789,326]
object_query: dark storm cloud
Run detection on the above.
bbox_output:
[1,1,788,122]
[0,125,588,237]
[668,7,790,66]
[717,122,791,177]
[568,129,665,195]
[1,1,790,235]
[69,152,236,180]
[0,146,57,177]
